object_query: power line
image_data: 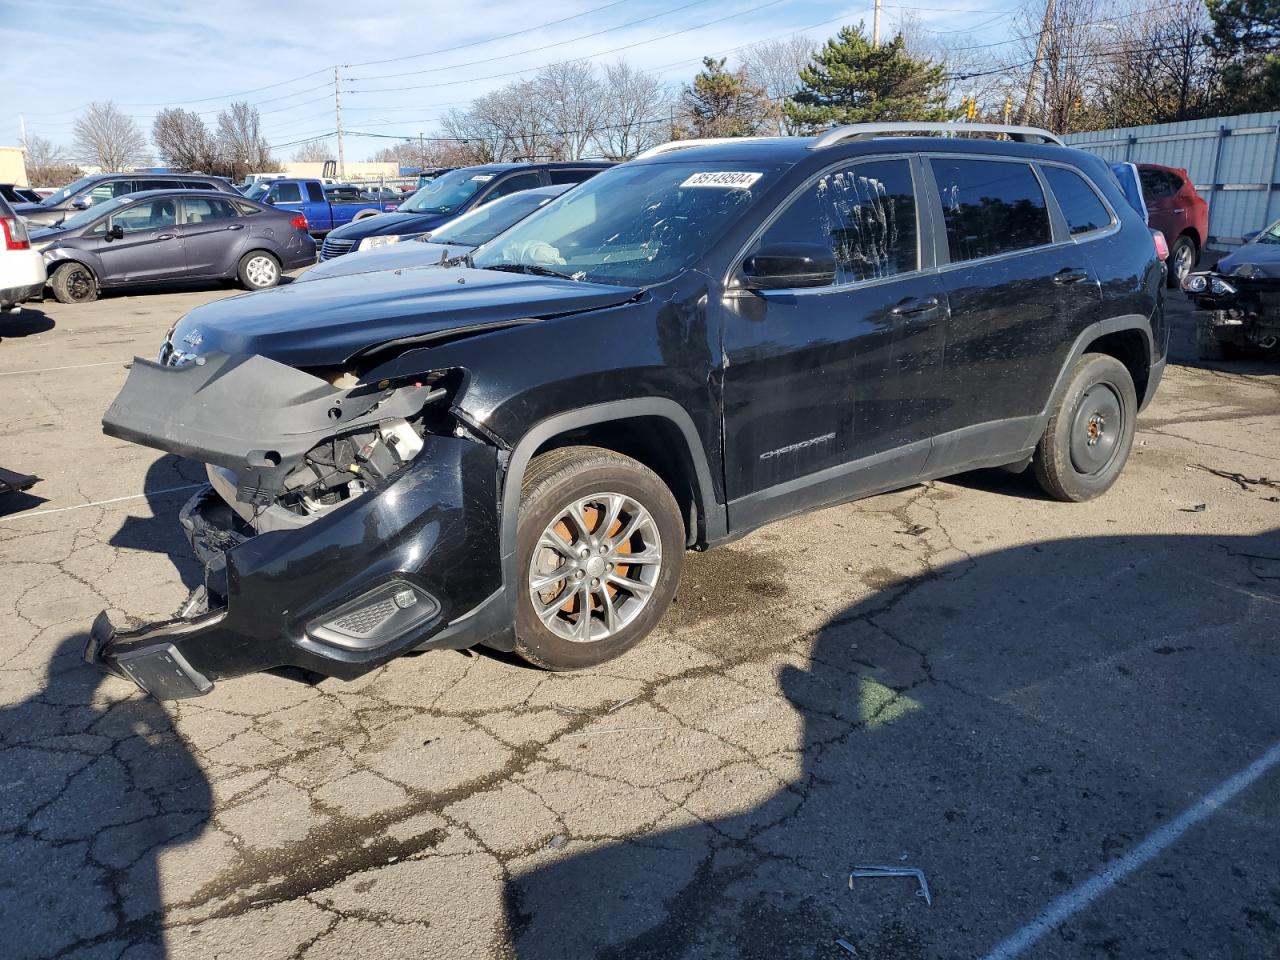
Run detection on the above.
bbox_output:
[346,0,793,94]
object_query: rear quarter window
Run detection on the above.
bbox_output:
[1041,166,1112,236]
[931,158,1052,263]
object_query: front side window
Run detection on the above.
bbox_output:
[471,161,777,285]
[750,158,918,285]
[1042,166,1111,236]
[486,172,542,200]
[932,158,1051,263]
[112,199,178,234]
[269,182,303,204]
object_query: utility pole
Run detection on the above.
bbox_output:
[334,65,346,179]
[872,0,881,47]
[1018,0,1056,125]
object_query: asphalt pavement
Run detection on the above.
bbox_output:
[0,278,1277,959]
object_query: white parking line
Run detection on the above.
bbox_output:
[0,483,203,522]
[980,739,1280,960]
[0,359,128,377]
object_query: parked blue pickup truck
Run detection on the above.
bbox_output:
[241,179,400,235]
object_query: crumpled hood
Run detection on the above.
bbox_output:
[300,241,470,282]
[169,266,641,367]
[1216,239,1280,280]
[325,210,449,241]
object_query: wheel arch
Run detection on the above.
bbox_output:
[499,400,725,565]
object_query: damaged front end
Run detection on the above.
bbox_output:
[89,352,508,699]
[1183,266,1280,357]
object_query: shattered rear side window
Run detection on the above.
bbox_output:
[753,159,919,285]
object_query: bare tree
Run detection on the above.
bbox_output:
[594,61,671,158]
[216,101,277,180]
[440,109,507,163]
[72,101,148,172]
[22,134,81,186]
[152,108,217,172]
[740,37,814,134]
[291,140,333,163]
[1002,0,1108,133]
[470,81,560,161]
[535,60,606,160]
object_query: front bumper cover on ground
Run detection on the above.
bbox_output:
[85,435,508,699]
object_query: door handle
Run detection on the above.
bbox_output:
[889,296,940,317]
[226,223,245,230]
[157,234,175,241]
[1172,208,1185,214]
[1053,268,1089,285]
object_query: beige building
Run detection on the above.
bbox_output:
[283,160,400,181]
[0,146,28,186]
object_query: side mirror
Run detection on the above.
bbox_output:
[742,243,836,290]
[70,196,92,211]
[264,196,276,205]
[107,224,125,240]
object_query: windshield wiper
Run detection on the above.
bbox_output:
[482,262,576,281]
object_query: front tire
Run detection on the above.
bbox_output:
[1167,235,1197,288]
[514,446,684,670]
[49,262,98,304]
[1032,353,1137,502]
[238,251,280,290]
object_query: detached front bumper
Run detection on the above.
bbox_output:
[86,435,507,699]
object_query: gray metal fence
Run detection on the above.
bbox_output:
[1064,111,1280,249]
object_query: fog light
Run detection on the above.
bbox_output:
[308,580,438,651]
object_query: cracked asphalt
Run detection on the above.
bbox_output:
[1,283,1278,960]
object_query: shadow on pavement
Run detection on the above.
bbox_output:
[0,635,211,959]
[108,455,209,593]
[0,306,55,339]
[506,529,1280,960]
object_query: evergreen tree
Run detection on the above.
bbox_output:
[785,23,953,131]
[678,57,773,138]
[1207,0,1280,112]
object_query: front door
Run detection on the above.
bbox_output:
[99,197,185,282]
[720,156,948,529]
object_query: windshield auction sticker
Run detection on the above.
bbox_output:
[680,171,763,189]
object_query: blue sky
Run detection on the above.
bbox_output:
[0,0,1022,161]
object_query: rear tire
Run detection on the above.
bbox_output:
[514,446,684,670]
[49,262,98,304]
[1033,353,1137,502]
[1167,235,1197,288]
[238,251,280,290]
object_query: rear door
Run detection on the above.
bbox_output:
[720,156,948,527]
[98,197,185,282]
[1139,167,1179,246]
[926,155,1102,458]
[178,196,247,276]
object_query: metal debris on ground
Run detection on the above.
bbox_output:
[900,524,930,537]
[1181,503,1207,513]
[607,693,640,713]
[1190,464,1280,492]
[547,834,568,850]
[850,864,933,906]
[835,938,859,955]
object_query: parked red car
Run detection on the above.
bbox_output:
[1138,163,1209,287]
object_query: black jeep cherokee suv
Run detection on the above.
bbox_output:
[90,124,1166,699]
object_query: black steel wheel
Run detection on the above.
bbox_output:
[1033,353,1138,502]
[49,262,98,304]
[515,446,683,670]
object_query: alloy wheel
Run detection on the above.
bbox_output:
[527,492,662,644]
[245,255,277,287]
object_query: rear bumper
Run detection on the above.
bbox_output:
[86,436,508,699]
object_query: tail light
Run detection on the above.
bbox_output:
[290,213,309,231]
[1,216,30,251]
[1151,229,1169,261]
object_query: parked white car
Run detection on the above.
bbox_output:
[0,196,45,310]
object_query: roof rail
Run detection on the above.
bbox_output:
[810,122,1065,149]
[632,136,780,160]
